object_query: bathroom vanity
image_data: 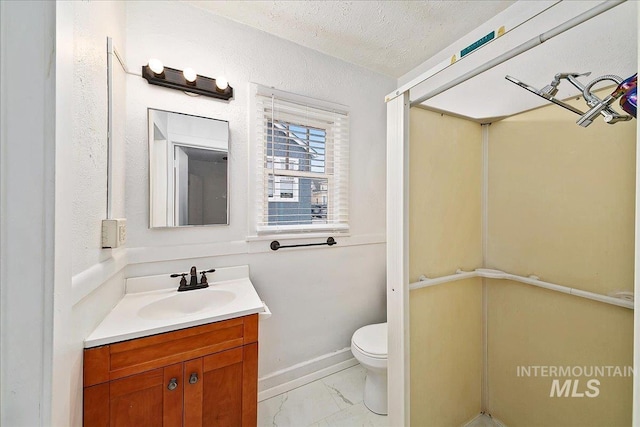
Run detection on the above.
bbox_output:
[82,266,267,426]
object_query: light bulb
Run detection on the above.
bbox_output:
[183,68,197,83]
[148,58,164,75]
[215,76,228,91]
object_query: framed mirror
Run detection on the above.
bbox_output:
[148,109,229,227]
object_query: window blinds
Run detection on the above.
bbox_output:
[255,92,349,234]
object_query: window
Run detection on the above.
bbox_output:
[251,85,349,234]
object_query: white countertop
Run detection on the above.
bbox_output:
[84,265,265,348]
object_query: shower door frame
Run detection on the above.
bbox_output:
[386,92,411,427]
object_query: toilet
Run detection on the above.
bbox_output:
[351,322,388,415]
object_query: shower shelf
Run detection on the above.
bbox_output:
[410,268,633,310]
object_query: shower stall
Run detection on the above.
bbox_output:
[386,1,638,425]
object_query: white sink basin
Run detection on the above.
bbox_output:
[137,289,236,320]
[84,265,267,348]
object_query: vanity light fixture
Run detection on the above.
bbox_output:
[142,60,233,101]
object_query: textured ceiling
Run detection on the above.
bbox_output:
[186,0,516,78]
[183,1,637,120]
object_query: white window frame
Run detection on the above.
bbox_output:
[248,83,350,236]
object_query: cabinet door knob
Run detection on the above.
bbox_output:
[189,372,199,384]
[167,378,178,391]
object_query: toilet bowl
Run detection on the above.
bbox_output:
[351,322,387,415]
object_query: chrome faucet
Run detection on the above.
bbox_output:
[170,266,216,292]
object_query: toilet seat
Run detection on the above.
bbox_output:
[352,323,387,359]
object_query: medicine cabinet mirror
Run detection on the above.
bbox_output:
[148,109,229,227]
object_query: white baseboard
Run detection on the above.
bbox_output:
[258,347,358,402]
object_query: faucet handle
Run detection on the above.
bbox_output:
[169,272,188,286]
[200,268,215,284]
[170,271,187,277]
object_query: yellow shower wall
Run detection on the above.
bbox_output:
[487,279,633,427]
[410,279,483,426]
[409,108,483,425]
[409,108,483,280]
[487,95,636,294]
[487,96,635,425]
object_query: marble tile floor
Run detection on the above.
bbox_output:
[258,364,389,427]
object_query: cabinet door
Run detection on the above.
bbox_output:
[200,347,245,427]
[107,364,183,427]
[109,368,163,427]
[183,358,203,427]
[163,363,184,427]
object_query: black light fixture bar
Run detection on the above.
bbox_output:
[142,65,233,101]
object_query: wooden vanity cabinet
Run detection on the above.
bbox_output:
[83,314,258,427]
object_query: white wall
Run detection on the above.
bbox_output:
[57,1,128,425]
[124,1,393,380]
[0,1,56,425]
[71,0,127,276]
